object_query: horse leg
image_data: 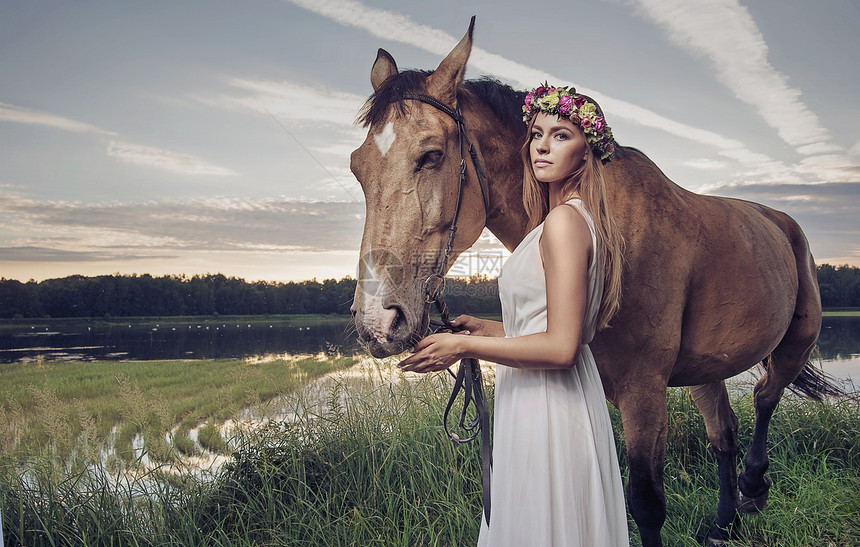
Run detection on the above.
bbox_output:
[689,381,739,546]
[738,244,821,513]
[619,390,669,547]
[738,349,816,513]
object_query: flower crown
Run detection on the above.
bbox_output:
[523,83,616,163]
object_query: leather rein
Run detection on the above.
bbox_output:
[401,92,493,524]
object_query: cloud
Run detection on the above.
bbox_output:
[0,194,366,257]
[200,79,367,127]
[0,246,163,263]
[106,140,239,176]
[683,158,728,170]
[0,102,116,135]
[631,0,832,153]
[285,0,775,168]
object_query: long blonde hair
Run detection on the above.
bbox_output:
[521,116,625,329]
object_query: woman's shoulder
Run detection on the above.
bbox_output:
[544,201,590,234]
[540,202,592,253]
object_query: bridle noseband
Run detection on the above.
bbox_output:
[401,92,493,524]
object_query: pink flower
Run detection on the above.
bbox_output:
[594,118,606,133]
[574,95,587,108]
[581,117,592,128]
[558,95,572,116]
[535,86,545,97]
[524,92,535,107]
[606,143,615,154]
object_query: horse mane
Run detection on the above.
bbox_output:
[358,70,527,140]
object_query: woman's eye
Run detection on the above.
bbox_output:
[531,131,542,139]
[416,150,443,171]
[555,133,568,140]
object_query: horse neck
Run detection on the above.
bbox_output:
[606,146,692,214]
[462,100,530,252]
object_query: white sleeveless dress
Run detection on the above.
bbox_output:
[477,199,629,547]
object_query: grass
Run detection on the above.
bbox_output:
[822,309,860,317]
[1,362,858,546]
[0,352,358,468]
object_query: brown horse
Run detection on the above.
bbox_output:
[350,19,833,547]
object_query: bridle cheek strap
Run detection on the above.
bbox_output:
[402,92,493,524]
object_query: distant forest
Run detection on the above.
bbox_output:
[0,264,857,319]
[0,273,502,319]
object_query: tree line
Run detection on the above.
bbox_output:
[1,265,857,319]
[816,264,860,308]
[0,273,502,319]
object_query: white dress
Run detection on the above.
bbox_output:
[477,198,629,547]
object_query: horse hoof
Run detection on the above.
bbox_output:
[706,526,730,546]
[738,475,771,514]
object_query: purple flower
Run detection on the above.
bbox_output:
[571,114,581,125]
[594,118,606,133]
[574,95,587,108]
[558,95,572,116]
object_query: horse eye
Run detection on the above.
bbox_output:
[416,150,443,171]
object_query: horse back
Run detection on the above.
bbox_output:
[594,147,818,389]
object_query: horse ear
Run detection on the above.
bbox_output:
[426,16,475,106]
[371,48,398,91]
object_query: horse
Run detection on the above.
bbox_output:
[349,18,835,547]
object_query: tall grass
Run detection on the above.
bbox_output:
[1,365,858,546]
[0,353,358,468]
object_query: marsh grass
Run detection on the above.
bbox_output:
[1,365,858,546]
[0,353,358,468]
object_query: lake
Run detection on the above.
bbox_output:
[1,315,858,385]
[0,316,361,363]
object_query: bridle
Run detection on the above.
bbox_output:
[401,92,493,524]
[402,93,490,304]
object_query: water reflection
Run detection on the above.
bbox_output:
[0,317,360,363]
[816,315,860,361]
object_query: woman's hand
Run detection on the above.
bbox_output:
[398,332,467,373]
[449,315,505,338]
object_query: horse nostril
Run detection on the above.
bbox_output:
[380,306,403,337]
[388,306,405,335]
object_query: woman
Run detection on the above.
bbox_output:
[399,84,629,546]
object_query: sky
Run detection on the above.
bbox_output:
[1,0,858,284]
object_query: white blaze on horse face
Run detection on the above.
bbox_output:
[373,122,396,157]
[359,249,399,343]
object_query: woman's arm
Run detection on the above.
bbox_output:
[400,204,592,373]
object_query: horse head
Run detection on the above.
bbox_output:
[350,19,491,358]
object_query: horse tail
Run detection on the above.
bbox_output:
[786,360,846,401]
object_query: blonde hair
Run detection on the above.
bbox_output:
[521,116,625,329]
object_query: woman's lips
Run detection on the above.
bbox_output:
[534,159,552,166]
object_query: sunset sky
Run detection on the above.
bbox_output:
[1,0,858,283]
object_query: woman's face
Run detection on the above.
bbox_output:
[529,112,588,184]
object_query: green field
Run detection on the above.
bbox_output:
[1,361,858,546]
[822,309,860,317]
[0,353,358,467]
